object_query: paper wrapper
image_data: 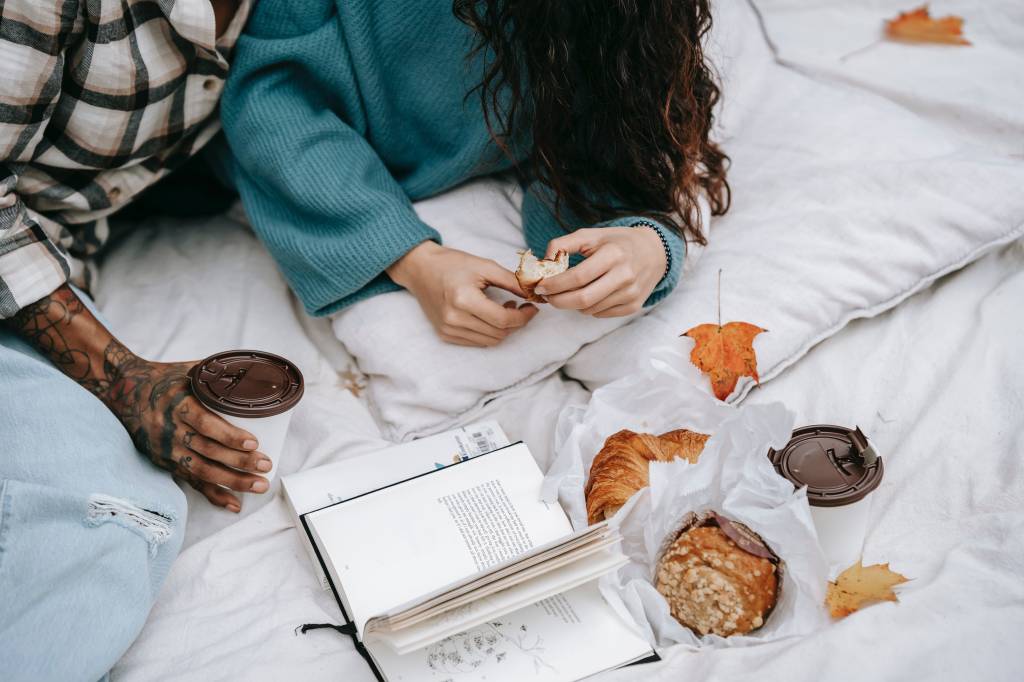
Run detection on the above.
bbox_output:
[541,345,828,648]
[542,345,735,529]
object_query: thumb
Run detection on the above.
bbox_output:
[481,260,527,297]
[544,228,603,259]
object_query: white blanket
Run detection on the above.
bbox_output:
[105,222,1024,682]
[102,1,1024,679]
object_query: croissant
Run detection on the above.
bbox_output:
[585,428,709,524]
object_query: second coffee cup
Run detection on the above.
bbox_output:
[769,424,884,571]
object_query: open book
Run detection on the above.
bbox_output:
[297,440,654,681]
[283,421,511,589]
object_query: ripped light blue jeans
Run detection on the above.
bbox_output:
[0,291,187,682]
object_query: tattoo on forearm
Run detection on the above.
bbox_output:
[7,287,195,470]
[9,288,91,381]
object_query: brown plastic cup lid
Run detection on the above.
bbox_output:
[768,424,883,508]
[187,350,303,418]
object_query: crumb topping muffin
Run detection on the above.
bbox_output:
[655,523,778,636]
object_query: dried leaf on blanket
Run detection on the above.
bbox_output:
[885,5,970,45]
[682,322,765,401]
[826,561,910,618]
[338,365,368,398]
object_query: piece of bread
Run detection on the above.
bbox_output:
[656,516,779,637]
[584,428,709,524]
[515,249,568,302]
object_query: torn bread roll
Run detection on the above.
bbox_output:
[516,249,568,303]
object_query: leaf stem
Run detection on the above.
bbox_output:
[839,37,883,62]
[717,268,723,328]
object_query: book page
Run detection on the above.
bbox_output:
[366,581,653,682]
[373,547,628,654]
[284,421,509,591]
[285,421,510,517]
[370,525,618,633]
[307,443,571,632]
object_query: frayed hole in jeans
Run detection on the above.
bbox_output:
[85,494,175,556]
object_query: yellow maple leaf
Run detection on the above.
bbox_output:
[826,561,910,618]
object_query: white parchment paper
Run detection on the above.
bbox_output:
[542,345,829,648]
[541,345,735,529]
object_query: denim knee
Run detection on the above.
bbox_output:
[0,478,187,682]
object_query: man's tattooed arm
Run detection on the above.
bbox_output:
[10,285,176,460]
[9,285,96,383]
[5,284,271,511]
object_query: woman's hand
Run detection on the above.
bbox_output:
[8,285,271,513]
[97,355,273,513]
[535,226,667,317]
[387,241,538,347]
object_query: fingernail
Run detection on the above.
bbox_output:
[243,439,258,450]
[251,479,269,493]
[227,504,241,513]
[534,286,547,295]
[256,458,273,472]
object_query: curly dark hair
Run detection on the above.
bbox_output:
[454,0,730,245]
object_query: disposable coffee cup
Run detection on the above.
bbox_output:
[768,425,884,571]
[187,350,304,482]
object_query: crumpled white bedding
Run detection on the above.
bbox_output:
[98,1,1024,679]
[104,220,1024,682]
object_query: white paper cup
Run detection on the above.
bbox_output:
[215,410,295,481]
[769,425,884,571]
[809,499,873,571]
[188,350,304,484]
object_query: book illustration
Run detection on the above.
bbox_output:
[425,619,555,678]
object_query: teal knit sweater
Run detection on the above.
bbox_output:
[221,0,685,316]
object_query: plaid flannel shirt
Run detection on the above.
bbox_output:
[0,0,249,317]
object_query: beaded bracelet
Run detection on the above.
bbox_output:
[631,220,672,282]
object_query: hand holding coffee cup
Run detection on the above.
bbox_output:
[187,350,304,510]
[105,356,278,514]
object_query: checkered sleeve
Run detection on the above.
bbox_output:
[0,1,74,317]
[0,169,71,318]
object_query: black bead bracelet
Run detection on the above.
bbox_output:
[631,220,672,280]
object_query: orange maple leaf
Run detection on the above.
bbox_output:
[682,321,765,401]
[826,561,910,618]
[885,5,970,45]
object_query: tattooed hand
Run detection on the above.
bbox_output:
[97,354,273,512]
[8,285,270,512]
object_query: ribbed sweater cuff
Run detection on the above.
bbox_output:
[296,219,441,317]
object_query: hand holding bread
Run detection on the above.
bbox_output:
[387,241,538,347]
[534,226,667,317]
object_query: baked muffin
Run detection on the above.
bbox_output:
[655,514,778,637]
